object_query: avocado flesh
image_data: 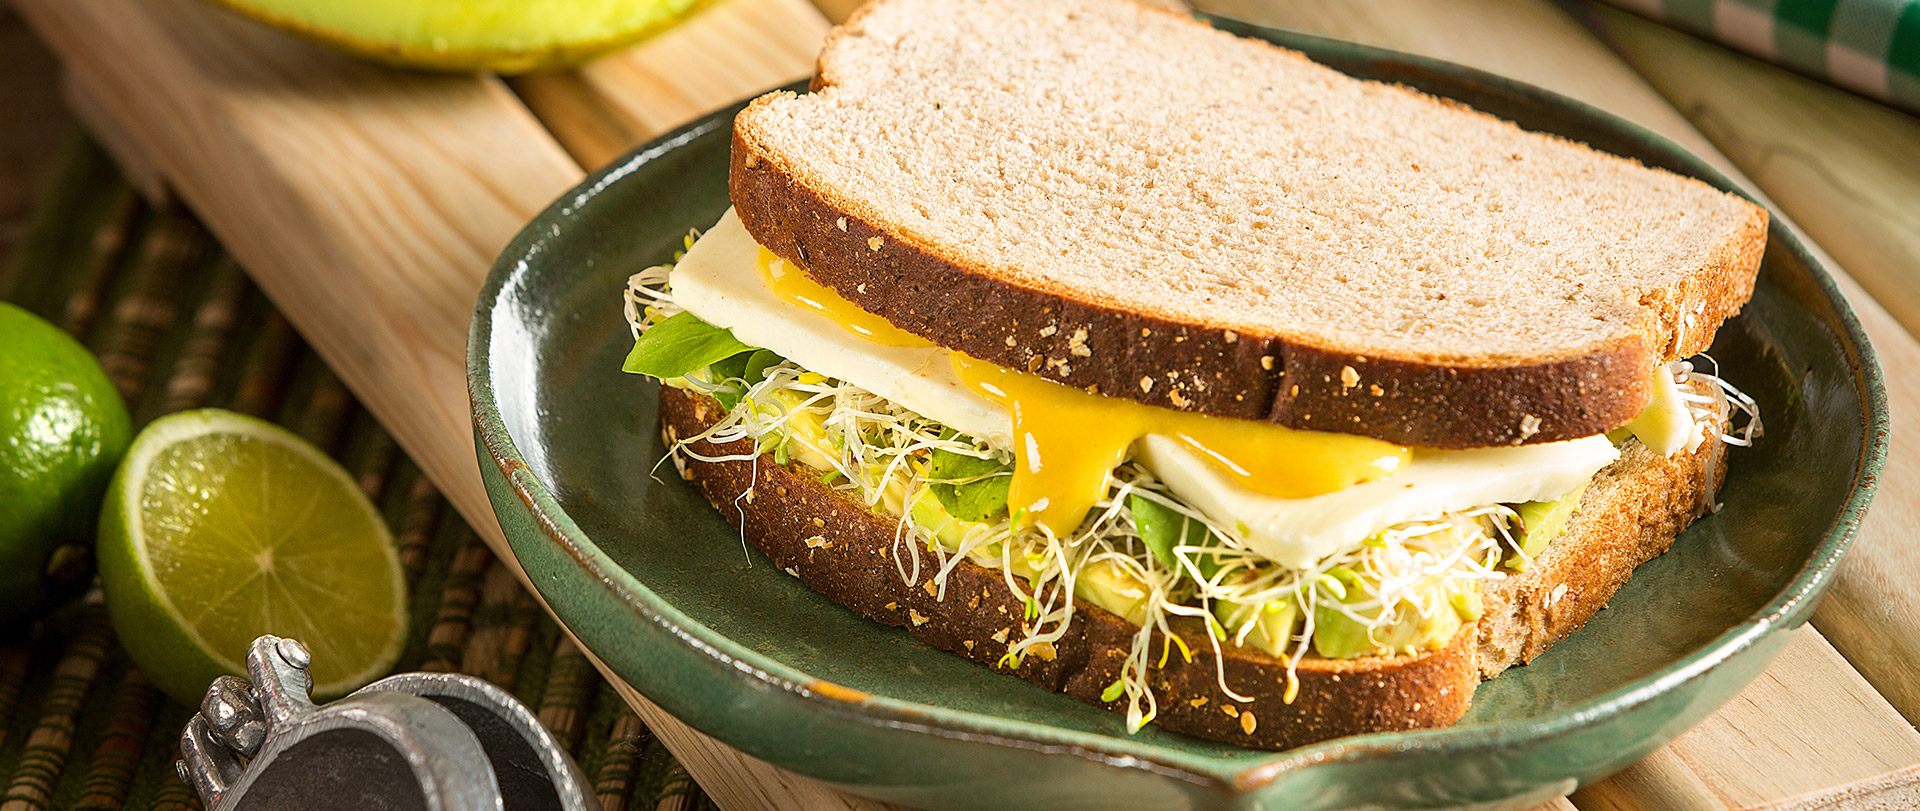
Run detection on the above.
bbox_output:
[203,0,711,73]
[1509,483,1587,568]
[1212,598,1300,658]
[908,490,1152,624]
[1312,574,1479,659]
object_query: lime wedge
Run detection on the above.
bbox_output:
[98,409,407,705]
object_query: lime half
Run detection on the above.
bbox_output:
[99,409,407,704]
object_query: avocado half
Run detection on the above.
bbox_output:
[202,0,714,73]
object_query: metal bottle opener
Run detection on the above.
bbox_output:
[176,635,594,811]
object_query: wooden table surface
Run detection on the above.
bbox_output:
[6,0,1920,808]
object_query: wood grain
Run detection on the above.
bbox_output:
[11,0,1918,808]
[1573,628,1920,809]
[513,0,827,170]
[1581,4,1920,730]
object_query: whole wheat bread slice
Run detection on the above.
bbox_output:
[658,385,1728,748]
[729,0,1766,448]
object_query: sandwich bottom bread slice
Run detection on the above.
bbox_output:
[654,383,1731,749]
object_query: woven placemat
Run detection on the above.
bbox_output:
[0,134,718,811]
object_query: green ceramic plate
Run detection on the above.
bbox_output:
[470,20,1885,811]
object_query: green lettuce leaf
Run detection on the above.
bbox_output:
[927,437,1011,522]
[1129,494,1217,579]
[706,348,785,410]
[621,312,752,379]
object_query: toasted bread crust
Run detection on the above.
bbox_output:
[658,385,1726,748]
[1479,404,1729,675]
[735,147,1743,449]
[725,0,1770,449]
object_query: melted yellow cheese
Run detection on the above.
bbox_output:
[950,354,1410,536]
[757,247,931,348]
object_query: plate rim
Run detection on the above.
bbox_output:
[467,19,1889,797]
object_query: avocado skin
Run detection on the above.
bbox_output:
[200,0,714,73]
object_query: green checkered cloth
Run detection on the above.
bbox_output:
[1600,0,1920,114]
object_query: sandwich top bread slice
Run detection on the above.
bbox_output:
[619,0,1765,749]
[730,0,1766,448]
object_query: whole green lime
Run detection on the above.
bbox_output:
[0,302,131,626]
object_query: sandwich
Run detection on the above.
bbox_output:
[618,0,1767,749]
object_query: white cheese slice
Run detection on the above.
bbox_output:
[670,209,1013,447]
[668,207,1622,567]
[1136,434,1618,569]
[1627,365,1693,457]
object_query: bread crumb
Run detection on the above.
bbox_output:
[1260,355,1274,371]
[1029,641,1057,661]
[867,236,884,250]
[1027,356,1042,373]
[783,566,800,577]
[811,517,825,528]
[1005,335,1017,347]
[1518,414,1543,443]
[743,488,755,503]
[1068,327,1091,357]
[1369,384,1385,396]
[836,217,847,231]
[1189,697,1208,708]
[857,283,867,294]
[923,580,939,597]
[1140,376,1154,393]
[1241,711,1257,735]
[1223,330,1238,343]
[744,154,759,168]
[963,640,975,651]
[1141,328,1152,337]
[1290,385,1300,397]
[1039,324,1058,337]
[1168,389,1191,408]
[1341,366,1360,388]
[804,535,826,549]
[884,601,898,611]
[1222,705,1239,718]
[991,628,1010,644]
[909,609,929,626]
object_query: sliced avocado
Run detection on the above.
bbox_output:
[1311,572,1471,659]
[1211,597,1300,658]
[1509,483,1588,568]
[202,0,712,73]
[908,487,973,552]
[1077,559,1153,626]
[764,389,838,472]
[910,490,1153,624]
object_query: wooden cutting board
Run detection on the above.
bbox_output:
[11,0,1920,808]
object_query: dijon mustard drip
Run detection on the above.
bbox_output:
[757,247,931,348]
[951,354,1411,537]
